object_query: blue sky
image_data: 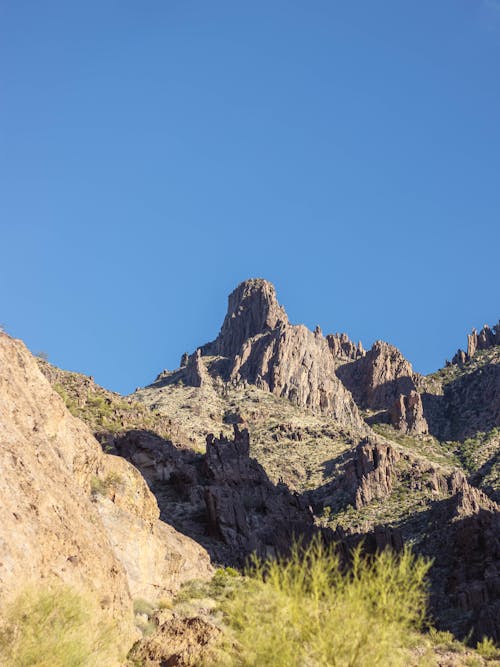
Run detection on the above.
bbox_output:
[1,1,499,394]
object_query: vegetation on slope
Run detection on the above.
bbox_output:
[129,540,499,666]
[216,539,431,667]
[0,585,122,667]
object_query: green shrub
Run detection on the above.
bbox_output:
[90,472,123,497]
[476,636,499,659]
[213,537,432,667]
[0,584,121,666]
[133,598,155,618]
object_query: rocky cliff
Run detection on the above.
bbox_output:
[229,323,363,428]
[149,279,365,430]
[336,340,417,411]
[0,332,212,658]
[202,278,289,358]
[451,321,500,365]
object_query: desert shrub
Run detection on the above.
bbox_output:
[133,597,155,618]
[90,472,123,497]
[476,636,499,659]
[0,584,121,667]
[213,537,431,667]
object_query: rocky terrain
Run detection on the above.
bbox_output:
[1,278,499,664]
[0,332,212,664]
[129,280,499,644]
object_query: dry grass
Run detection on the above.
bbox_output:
[0,584,122,667]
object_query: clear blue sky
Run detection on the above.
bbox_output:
[1,1,499,394]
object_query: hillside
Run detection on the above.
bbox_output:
[35,278,500,649]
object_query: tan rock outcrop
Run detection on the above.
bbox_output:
[0,333,132,638]
[0,332,212,641]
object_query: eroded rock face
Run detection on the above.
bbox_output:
[230,325,364,427]
[184,349,209,388]
[425,363,500,441]
[203,278,288,358]
[421,484,500,643]
[336,340,416,411]
[203,425,315,562]
[151,279,365,429]
[390,390,428,435]
[311,437,468,516]
[0,332,133,640]
[326,332,365,361]
[452,321,500,365]
[346,441,400,508]
[0,333,212,639]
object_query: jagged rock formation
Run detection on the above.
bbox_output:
[346,441,399,508]
[114,424,316,566]
[229,323,364,428]
[148,279,365,430]
[336,340,416,411]
[424,361,500,442]
[202,278,289,358]
[451,321,500,365]
[326,332,365,361]
[418,483,500,643]
[203,426,315,559]
[0,332,212,654]
[311,437,468,515]
[390,390,428,435]
[183,348,209,388]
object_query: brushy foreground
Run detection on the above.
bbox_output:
[0,585,122,667]
[210,538,432,667]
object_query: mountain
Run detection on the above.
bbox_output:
[128,279,499,642]
[2,278,499,662]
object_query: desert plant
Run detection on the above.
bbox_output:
[90,472,123,497]
[476,636,499,659]
[213,537,432,667]
[0,584,121,666]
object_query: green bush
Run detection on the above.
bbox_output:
[476,636,499,659]
[0,584,121,666]
[213,538,432,667]
[90,472,123,497]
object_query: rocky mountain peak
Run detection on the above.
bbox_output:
[450,320,500,365]
[206,278,288,358]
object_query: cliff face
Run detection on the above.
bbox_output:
[0,333,132,634]
[230,323,363,429]
[451,321,500,365]
[336,340,416,411]
[326,332,365,361]
[203,278,288,358]
[0,332,212,652]
[419,484,500,643]
[390,390,428,435]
